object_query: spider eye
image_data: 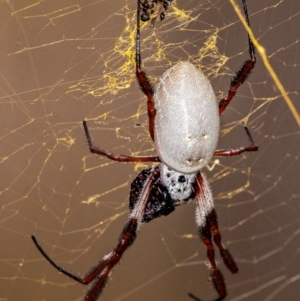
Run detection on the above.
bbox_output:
[167,173,171,177]
[178,175,186,183]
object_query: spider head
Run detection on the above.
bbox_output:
[160,163,196,203]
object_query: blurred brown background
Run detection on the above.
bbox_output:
[0,1,299,301]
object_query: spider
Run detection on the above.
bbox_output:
[32,1,258,300]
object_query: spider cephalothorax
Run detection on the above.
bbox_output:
[160,163,196,202]
[32,1,258,301]
[129,163,195,223]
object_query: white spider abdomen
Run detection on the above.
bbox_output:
[154,61,219,173]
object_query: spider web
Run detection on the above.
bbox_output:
[0,0,299,301]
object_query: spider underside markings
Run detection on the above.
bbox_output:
[32,0,258,301]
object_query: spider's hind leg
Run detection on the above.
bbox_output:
[218,0,256,115]
[136,0,156,141]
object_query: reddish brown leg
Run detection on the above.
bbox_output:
[208,209,238,274]
[199,216,227,300]
[32,166,159,301]
[219,0,256,115]
[194,173,238,301]
[32,220,138,301]
[214,126,258,157]
[83,218,139,301]
[136,0,156,141]
[83,121,160,162]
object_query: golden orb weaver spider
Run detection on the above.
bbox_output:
[32,1,257,300]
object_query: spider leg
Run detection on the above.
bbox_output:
[188,292,204,301]
[218,0,256,115]
[32,220,138,301]
[200,215,227,300]
[207,209,238,273]
[213,126,258,157]
[31,235,84,283]
[83,218,139,301]
[83,121,160,162]
[32,166,159,301]
[194,173,238,301]
[136,0,156,141]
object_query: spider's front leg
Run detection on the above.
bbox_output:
[194,173,238,301]
[83,218,139,300]
[32,220,139,301]
[32,166,160,301]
